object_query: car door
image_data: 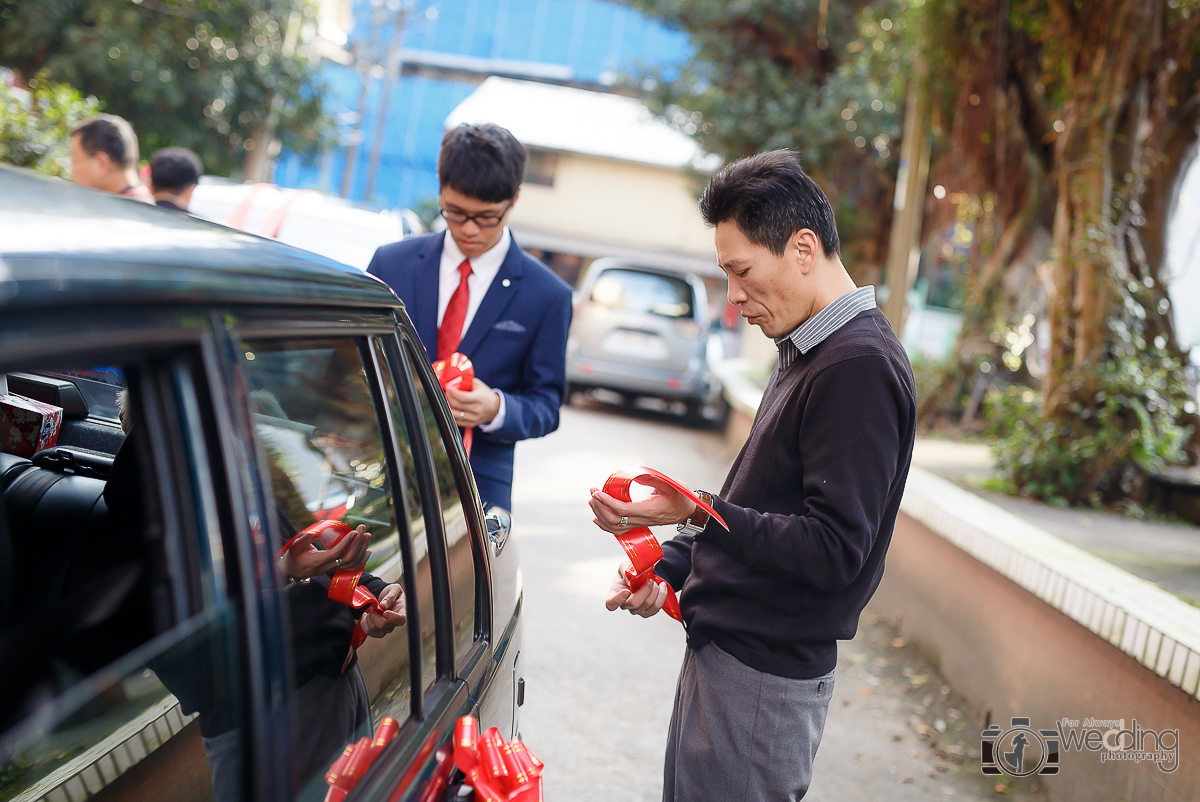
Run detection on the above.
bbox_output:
[386,323,523,740]
[0,314,258,802]
[225,309,466,802]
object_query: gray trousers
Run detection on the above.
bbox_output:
[663,642,834,802]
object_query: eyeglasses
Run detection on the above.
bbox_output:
[438,199,513,228]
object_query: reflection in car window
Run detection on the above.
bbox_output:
[372,337,438,694]
[240,338,413,801]
[0,358,243,802]
[401,339,477,668]
[590,268,694,319]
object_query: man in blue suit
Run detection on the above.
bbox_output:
[368,123,573,511]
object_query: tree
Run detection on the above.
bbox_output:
[0,0,329,177]
[1,73,101,177]
[629,0,1200,509]
[624,0,909,285]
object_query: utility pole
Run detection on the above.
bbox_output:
[364,4,406,203]
[882,51,931,335]
[342,0,387,198]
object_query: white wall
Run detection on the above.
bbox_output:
[1167,158,1200,361]
[510,152,715,259]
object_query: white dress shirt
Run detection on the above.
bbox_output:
[437,228,512,431]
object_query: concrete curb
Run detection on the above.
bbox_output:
[902,466,1200,699]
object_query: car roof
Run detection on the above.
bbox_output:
[0,166,402,312]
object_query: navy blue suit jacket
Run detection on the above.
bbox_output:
[368,232,573,510]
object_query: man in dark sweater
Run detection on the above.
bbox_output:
[589,150,916,801]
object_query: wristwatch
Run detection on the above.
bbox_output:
[677,490,714,538]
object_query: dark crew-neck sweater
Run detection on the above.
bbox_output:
[654,307,916,679]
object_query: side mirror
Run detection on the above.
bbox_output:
[484,505,513,556]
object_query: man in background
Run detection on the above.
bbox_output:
[367,123,572,511]
[70,115,151,201]
[148,147,203,211]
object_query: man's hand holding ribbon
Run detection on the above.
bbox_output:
[589,468,725,622]
[444,376,501,428]
[277,523,372,580]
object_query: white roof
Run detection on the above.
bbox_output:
[445,77,721,171]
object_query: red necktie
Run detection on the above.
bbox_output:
[438,259,472,361]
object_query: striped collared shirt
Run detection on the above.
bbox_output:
[775,285,878,369]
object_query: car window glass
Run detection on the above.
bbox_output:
[46,366,127,419]
[590,268,694,319]
[0,356,243,802]
[372,337,437,695]
[400,339,477,668]
[239,338,413,801]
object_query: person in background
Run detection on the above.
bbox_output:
[148,147,203,211]
[69,115,152,202]
[367,123,573,511]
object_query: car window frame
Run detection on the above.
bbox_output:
[387,326,493,683]
[0,311,260,802]
[222,307,471,801]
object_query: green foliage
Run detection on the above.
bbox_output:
[622,0,911,270]
[0,0,329,176]
[0,73,100,177]
[986,349,1195,510]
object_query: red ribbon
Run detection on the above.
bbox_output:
[277,519,383,671]
[601,466,728,627]
[324,717,401,802]
[433,352,475,456]
[452,716,543,802]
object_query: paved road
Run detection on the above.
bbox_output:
[510,402,1046,801]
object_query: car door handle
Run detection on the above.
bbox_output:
[484,505,512,556]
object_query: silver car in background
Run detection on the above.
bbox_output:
[566,259,726,427]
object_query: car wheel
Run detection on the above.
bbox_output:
[685,396,729,430]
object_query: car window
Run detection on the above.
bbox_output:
[399,338,478,670]
[371,337,438,695]
[590,268,694,319]
[238,338,415,801]
[0,352,244,802]
[45,366,127,419]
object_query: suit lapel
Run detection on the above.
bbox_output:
[457,236,525,358]
[412,235,443,362]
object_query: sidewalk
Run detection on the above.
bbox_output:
[810,612,1045,801]
[912,438,1200,606]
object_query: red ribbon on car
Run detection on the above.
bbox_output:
[451,716,543,802]
[601,466,727,627]
[434,351,475,456]
[324,716,401,802]
[277,519,383,671]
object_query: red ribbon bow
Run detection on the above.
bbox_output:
[451,716,543,802]
[277,519,384,671]
[433,352,475,456]
[601,466,728,626]
[323,717,401,802]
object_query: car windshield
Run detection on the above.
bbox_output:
[590,268,694,319]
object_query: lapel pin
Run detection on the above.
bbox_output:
[502,278,511,287]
